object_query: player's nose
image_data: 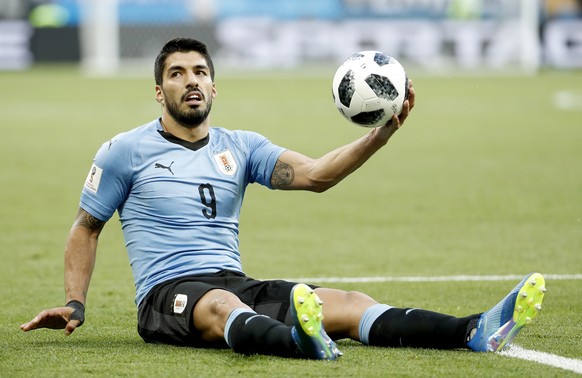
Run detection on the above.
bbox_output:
[185,71,200,88]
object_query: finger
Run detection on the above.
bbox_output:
[403,99,410,115]
[398,100,410,124]
[64,319,81,336]
[407,85,416,110]
[20,313,43,332]
[391,114,401,129]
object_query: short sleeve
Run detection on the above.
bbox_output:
[79,135,134,221]
[243,131,286,188]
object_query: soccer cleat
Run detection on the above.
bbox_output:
[467,273,546,352]
[290,283,342,360]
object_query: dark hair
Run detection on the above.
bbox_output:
[154,38,215,85]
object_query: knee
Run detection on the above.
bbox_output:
[315,288,378,339]
[207,292,240,318]
[200,289,246,321]
[194,289,248,340]
[316,288,377,313]
[341,290,378,309]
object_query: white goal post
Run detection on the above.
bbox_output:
[80,0,119,76]
[519,0,542,74]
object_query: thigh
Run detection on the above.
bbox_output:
[137,274,228,346]
[315,288,378,341]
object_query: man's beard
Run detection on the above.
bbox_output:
[165,92,212,127]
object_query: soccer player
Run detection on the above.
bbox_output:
[20,38,545,360]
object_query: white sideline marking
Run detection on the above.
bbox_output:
[277,273,582,284]
[273,273,582,374]
[501,346,582,375]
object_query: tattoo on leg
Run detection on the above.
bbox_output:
[271,160,295,188]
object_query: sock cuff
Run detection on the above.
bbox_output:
[359,303,393,345]
[224,308,256,348]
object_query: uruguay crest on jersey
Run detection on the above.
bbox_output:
[213,149,237,176]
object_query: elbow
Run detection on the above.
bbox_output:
[310,186,328,194]
[307,179,336,193]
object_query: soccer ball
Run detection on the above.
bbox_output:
[332,51,409,128]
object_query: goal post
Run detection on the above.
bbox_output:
[79,0,119,76]
[519,0,542,74]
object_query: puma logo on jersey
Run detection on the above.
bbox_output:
[155,161,174,175]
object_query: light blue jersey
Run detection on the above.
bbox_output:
[80,119,286,305]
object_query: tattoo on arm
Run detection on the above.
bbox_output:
[75,209,105,232]
[271,160,295,188]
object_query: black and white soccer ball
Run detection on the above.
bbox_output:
[332,51,409,128]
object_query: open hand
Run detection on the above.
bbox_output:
[20,306,82,336]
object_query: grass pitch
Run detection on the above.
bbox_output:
[1,65,581,376]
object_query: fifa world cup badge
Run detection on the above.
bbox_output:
[84,164,103,194]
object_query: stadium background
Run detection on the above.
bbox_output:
[1,0,581,376]
[2,0,582,72]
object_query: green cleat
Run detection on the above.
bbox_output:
[468,273,546,352]
[290,283,342,360]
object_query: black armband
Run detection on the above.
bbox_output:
[66,300,85,326]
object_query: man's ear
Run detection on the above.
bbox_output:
[155,85,164,104]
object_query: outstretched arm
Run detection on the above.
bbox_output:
[20,208,105,336]
[271,81,416,192]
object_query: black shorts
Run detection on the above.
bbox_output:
[137,270,315,347]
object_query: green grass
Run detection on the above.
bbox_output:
[1,65,581,377]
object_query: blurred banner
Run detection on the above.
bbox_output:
[2,0,581,72]
[0,20,32,69]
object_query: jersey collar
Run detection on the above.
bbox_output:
[158,130,210,151]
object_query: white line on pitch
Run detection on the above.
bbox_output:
[501,345,582,375]
[274,273,582,284]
